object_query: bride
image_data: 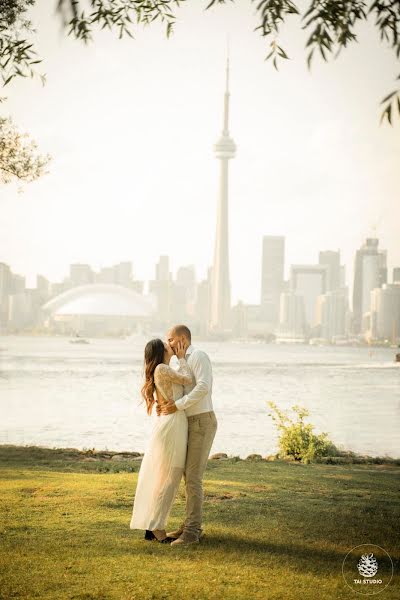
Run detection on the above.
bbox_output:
[130,337,193,543]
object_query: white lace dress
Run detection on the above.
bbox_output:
[130,358,193,531]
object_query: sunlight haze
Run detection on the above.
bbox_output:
[1,1,399,302]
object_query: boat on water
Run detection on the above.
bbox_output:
[69,336,90,345]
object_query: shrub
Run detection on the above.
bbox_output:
[267,401,338,464]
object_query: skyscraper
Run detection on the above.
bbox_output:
[290,265,328,333]
[196,268,212,337]
[352,238,387,333]
[393,268,400,284]
[370,284,400,341]
[210,56,236,333]
[318,250,341,291]
[316,288,348,341]
[176,265,197,306]
[114,262,133,287]
[69,264,93,287]
[277,291,306,341]
[0,262,12,329]
[149,256,173,326]
[156,256,170,282]
[260,236,285,326]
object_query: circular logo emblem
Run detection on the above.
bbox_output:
[342,544,393,595]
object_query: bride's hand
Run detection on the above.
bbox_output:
[175,340,188,359]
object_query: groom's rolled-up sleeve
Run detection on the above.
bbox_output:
[174,351,211,411]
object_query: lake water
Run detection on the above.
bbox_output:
[0,335,399,458]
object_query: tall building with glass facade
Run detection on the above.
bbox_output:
[260,236,285,327]
[352,238,387,333]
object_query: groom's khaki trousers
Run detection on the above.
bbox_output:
[180,410,218,539]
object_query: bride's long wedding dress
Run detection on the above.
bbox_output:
[130,357,193,531]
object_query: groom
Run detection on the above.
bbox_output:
[156,324,218,546]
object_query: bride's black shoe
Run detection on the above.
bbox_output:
[144,530,173,544]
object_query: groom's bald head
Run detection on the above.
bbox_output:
[167,324,191,350]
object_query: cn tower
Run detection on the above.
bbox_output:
[210,55,237,333]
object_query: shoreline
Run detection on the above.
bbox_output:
[1,443,399,466]
[1,332,399,349]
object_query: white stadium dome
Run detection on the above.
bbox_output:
[42,284,155,317]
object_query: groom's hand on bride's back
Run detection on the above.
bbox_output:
[159,401,177,415]
[155,401,177,416]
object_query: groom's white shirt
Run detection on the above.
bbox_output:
[174,344,214,417]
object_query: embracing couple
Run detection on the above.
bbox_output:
[130,324,218,546]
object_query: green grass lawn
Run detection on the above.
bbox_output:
[0,445,398,600]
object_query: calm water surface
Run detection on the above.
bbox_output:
[1,335,399,458]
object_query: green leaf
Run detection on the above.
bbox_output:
[380,104,391,125]
[302,5,315,21]
[387,103,392,124]
[380,90,397,104]
[277,45,289,59]
[305,32,315,48]
[307,49,314,70]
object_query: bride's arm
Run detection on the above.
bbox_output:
[156,359,193,386]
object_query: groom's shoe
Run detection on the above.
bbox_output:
[167,527,204,540]
[170,533,200,547]
[166,527,184,539]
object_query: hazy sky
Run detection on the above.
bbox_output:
[1,1,399,304]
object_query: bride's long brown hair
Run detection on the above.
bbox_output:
[141,338,165,415]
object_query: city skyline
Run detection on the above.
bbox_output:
[1,231,399,342]
[2,234,399,306]
[1,3,399,305]
[2,234,399,300]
